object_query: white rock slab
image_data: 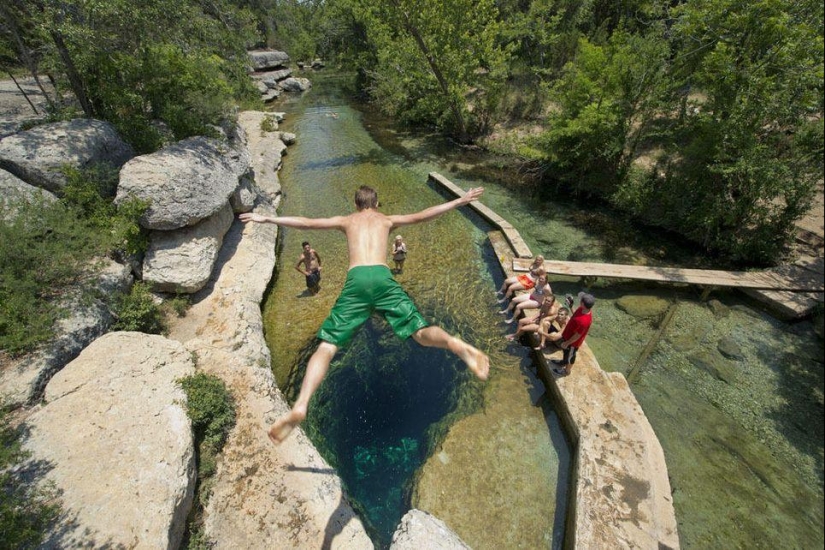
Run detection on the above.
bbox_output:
[22,332,196,549]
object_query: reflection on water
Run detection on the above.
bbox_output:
[263,72,824,549]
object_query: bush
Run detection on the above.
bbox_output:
[178,372,236,547]
[113,282,165,334]
[0,197,109,355]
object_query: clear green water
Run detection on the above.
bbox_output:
[262,73,568,549]
[262,72,824,549]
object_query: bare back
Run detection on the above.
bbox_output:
[341,209,394,268]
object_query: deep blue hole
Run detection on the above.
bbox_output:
[294,316,472,548]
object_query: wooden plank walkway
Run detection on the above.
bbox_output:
[429,172,533,258]
[512,257,825,293]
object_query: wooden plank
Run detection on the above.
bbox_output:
[430,172,533,258]
[513,258,824,292]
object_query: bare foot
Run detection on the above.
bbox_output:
[505,334,516,341]
[498,309,509,315]
[453,338,490,380]
[267,409,306,445]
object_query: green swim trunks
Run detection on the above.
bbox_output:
[318,265,429,346]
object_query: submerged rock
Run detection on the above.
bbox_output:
[616,295,670,319]
[390,509,471,550]
[688,350,739,383]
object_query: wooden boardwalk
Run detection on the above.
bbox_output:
[429,172,533,258]
[511,257,824,293]
[430,170,823,318]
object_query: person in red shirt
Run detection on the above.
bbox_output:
[552,292,595,376]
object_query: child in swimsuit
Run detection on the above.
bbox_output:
[496,256,544,302]
[499,274,552,323]
[392,235,407,273]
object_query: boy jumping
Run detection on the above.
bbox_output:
[240,185,490,445]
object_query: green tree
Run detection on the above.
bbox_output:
[649,0,823,261]
[346,0,511,141]
[533,28,671,195]
[9,0,261,152]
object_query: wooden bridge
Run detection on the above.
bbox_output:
[430,172,824,319]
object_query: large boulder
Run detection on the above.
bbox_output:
[143,203,235,293]
[116,136,243,231]
[0,167,57,222]
[0,118,134,193]
[248,50,290,71]
[0,258,133,407]
[278,77,312,93]
[390,510,471,550]
[253,68,293,88]
[21,331,196,549]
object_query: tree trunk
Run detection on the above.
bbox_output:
[393,4,470,143]
[5,70,39,114]
[0,2,55,110]
[50,29,94,117]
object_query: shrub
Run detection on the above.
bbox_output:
[178,371,236,548]
[113,282,165,334]
[0,198,108,355]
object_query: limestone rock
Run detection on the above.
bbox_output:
[390,510,471,550]
[22,332,196,549]
[0,167,57,222]
[116,136,241,230]
[143,203,234,293]
[707,299,731,318]
[278,77,312,93]
[248,50,290,71]
[279,132,297,145]
[253,68,293,87]
[230,174,258,213]
[0,118,134,193]
[616,295,670,319]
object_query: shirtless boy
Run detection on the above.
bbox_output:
[240,185,490,445]
[296,241,322,294]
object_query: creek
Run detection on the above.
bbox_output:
[262,72,824,549]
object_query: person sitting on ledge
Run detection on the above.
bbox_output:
[240,185,490,445]
[536,306,570,350]
[506,293,559,345]
[496,255,545,302]
[499,271,552,323]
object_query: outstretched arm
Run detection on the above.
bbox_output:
[239,212,346,230]
[387,187,484,227]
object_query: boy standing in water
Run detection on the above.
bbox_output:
[296,241,322,294]
[240,185,490,445]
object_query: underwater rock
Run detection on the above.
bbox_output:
[616,295,670,319]
[390,509,471,550]
[688,350,739,384]
[717,336,745,361]
[707,299,731,318]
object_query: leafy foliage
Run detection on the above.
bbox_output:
[3,0,260,153]
[112,282,165,334]
[0,165,148,355]
[0,203,100,354]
